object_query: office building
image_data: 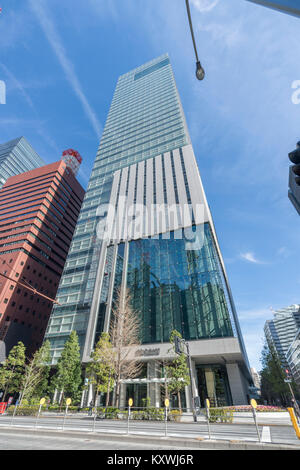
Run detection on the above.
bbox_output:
[46,55,252,407]
[286,330,300,389]
[247,0,300,16]
[250,367,261,394]
[0,137,45,190]
[0,154,84,356]
[264,304,300,366]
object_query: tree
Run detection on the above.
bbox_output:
[0,342,26,400]
[166,330,190,411]
[110,288,142,408]
[86,332,115,407]
[51,331,83,404]
[260,341,292,406]
[19,341,51,405]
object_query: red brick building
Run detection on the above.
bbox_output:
[0,159,84,356]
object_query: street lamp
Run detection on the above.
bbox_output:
[185,0,205,80]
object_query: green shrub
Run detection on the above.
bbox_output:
[97,407,120,419]
[208,408,233,423]
[168,409,182,422]
[6,405,39,416]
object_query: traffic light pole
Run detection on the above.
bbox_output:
[184,340,197,423]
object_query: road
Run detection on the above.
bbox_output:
[0,430,199,451]
[0,414,299,447]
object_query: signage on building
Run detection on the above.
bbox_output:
[135,348,160,357]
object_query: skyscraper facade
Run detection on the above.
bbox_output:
[286,330,300,389]
[0,159,84,357]
[0,137,45,190]
[46,55,252,406]
[264,304,300,366]
[247,0,300,16]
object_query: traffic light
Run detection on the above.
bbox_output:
[174,335,182,355]
[284,368,292,383]
[289,141,300,186]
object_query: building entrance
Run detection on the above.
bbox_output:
[196,364,232,407]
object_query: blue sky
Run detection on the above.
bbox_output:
[0,0,299,371]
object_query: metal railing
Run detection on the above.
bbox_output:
[0,404,299,446]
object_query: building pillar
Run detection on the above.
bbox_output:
[226,363,248,405]
[86,384,94,405]
[185,385,191,411]
[147,361,160,407]
[119,383,126,409]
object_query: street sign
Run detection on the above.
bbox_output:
[66,398,72,406]
[250,399,257,409]
[164,399,170,408]
[205,398,210,409]
[128,398,133,407]
[40,398,46,405]
[284,378,292,383]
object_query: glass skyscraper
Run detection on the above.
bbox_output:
[0,137,45,189]
[264,304,300,366]
[46,55,252,407]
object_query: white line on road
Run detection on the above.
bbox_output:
[261,426,271,442]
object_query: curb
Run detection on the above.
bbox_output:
[0,426,298,450]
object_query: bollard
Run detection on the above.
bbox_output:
[35,398,46,430]
[127,406,131,435]
[92,406,97,432]
[62,398,72,431]
[165,406,168,437]
[35,404,42,429]
[287,407,300,439]
[205,399,211,440]
[127,399,133,435]
[10,402,19,427]
[164,399,169,437]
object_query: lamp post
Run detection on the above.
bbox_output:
[185,0,205,80]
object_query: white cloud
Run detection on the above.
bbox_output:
[190,0,219,12]
[240,252,264,264]
[29,0,102,139]
[0,63,59,154]
[238,307,273,321]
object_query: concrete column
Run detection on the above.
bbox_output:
[226,363,248,405]
[148,361,161,407]
[185,385,191,411]
[87,384,94,405]
[119,383,127,409]
[205,369,216,401]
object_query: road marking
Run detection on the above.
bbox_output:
[261,426,271,442]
